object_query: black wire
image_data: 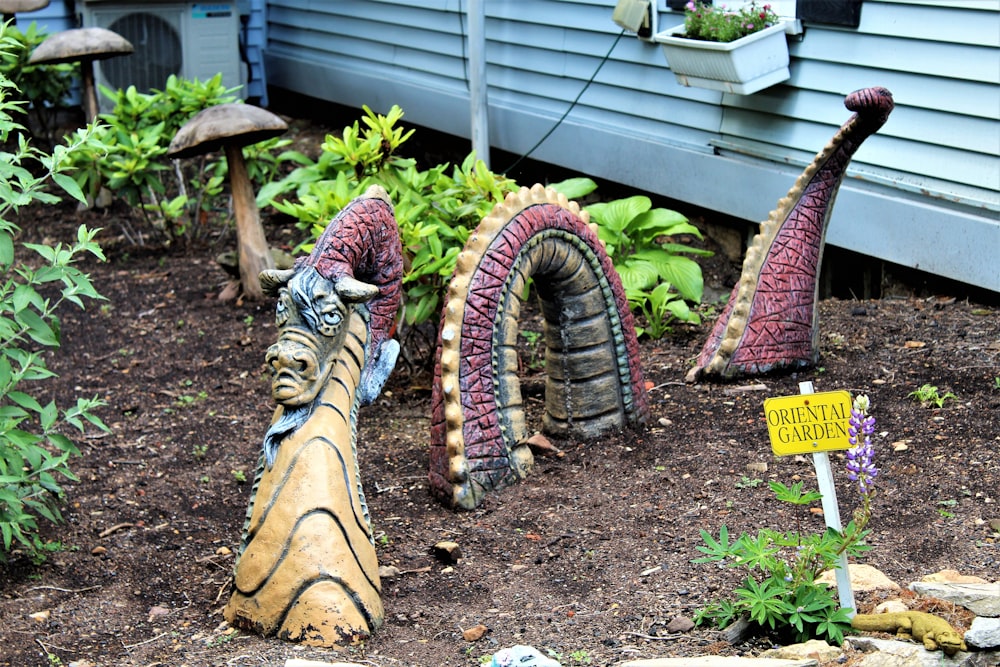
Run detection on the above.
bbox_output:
[502,28,626,175]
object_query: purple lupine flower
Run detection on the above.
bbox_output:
[846,395,878,494]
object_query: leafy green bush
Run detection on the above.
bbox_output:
[260,104,520,330]
[692,395,881,644]
[550,178,709,338]
[61,75,294,245]
[0,35,109,563]
[0,22,76,140]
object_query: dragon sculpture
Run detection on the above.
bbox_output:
[686,86,895,381]
[428,184,649,510]
[224,185,401,646]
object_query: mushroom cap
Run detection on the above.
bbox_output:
[28,27,134,65]
[168,103,289,159]
[0,0,50,13]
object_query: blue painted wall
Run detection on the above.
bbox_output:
[260,0,999,292]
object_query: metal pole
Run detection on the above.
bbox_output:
[467,0,490,168]
[799,381,856,615]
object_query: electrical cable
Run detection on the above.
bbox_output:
[502,28,626,175]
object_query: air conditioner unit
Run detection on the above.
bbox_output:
[80,2,245,111]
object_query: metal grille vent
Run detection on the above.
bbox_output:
[100,12,182,93]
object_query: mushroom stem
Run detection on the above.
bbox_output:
[225,143,274,300]
[81,59,98,123]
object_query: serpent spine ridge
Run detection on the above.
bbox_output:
[429,184,649,509]
[687,86,895,381]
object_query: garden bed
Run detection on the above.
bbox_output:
[1,123,998,667]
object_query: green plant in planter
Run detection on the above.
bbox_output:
[682,1,780,43]
[0,42,109,563]
[692,395,880,644]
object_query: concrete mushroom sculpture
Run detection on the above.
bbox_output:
[168,103,287,301]
[1,0,50,23]
[27,26,133,122]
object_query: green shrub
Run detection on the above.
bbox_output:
[0,33,109,564]
[0,22,76,140]
[260,104,520,332]
[61,75,294,245]
[550,178,710,339]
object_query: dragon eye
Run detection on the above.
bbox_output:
[275,291,290,327]
[319,309,343,334]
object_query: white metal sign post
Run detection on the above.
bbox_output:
[763,381,856,615]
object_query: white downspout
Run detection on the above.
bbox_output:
[467,0,490,168]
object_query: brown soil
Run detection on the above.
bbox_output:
[1,121,998,667]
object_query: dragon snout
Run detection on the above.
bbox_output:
[266,341,317,377]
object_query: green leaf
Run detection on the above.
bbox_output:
[548,177,597,200]
[0,232,12,267]
[51,172,87,204]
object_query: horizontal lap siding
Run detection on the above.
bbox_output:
[720,0,999,208]
[263,0,998,290]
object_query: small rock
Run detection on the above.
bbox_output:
[873,599,909,614]
[432,540,462,563]
[965,616,1000,649]
[147,605,170,621]
[817,564,900,592]
[525,433,561,456]
[462,623,488,641]
[908,581,1000,617]
[379,565,401,579]
[664,616,694,633]
[215,546,232,556]
[988,518,1000,533]
[762,639,840,663]
[921,569,989,584]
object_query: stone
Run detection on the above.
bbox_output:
[664,616,695,633]
[462,623,488,641]
[921,569,990,584]
[378,564,401,579]
[760,639,841,663]
[618,658,816,666]
[908,582,1000,617]
[816,563,900,592]
[874,599,910,614]
[433,540,462,563]
[965,616,1000,649]
[846,636,998,667]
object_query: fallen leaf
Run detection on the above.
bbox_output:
[29,610,50,622]
[903,340,925,348]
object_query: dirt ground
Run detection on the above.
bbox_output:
[1,116,998,667]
